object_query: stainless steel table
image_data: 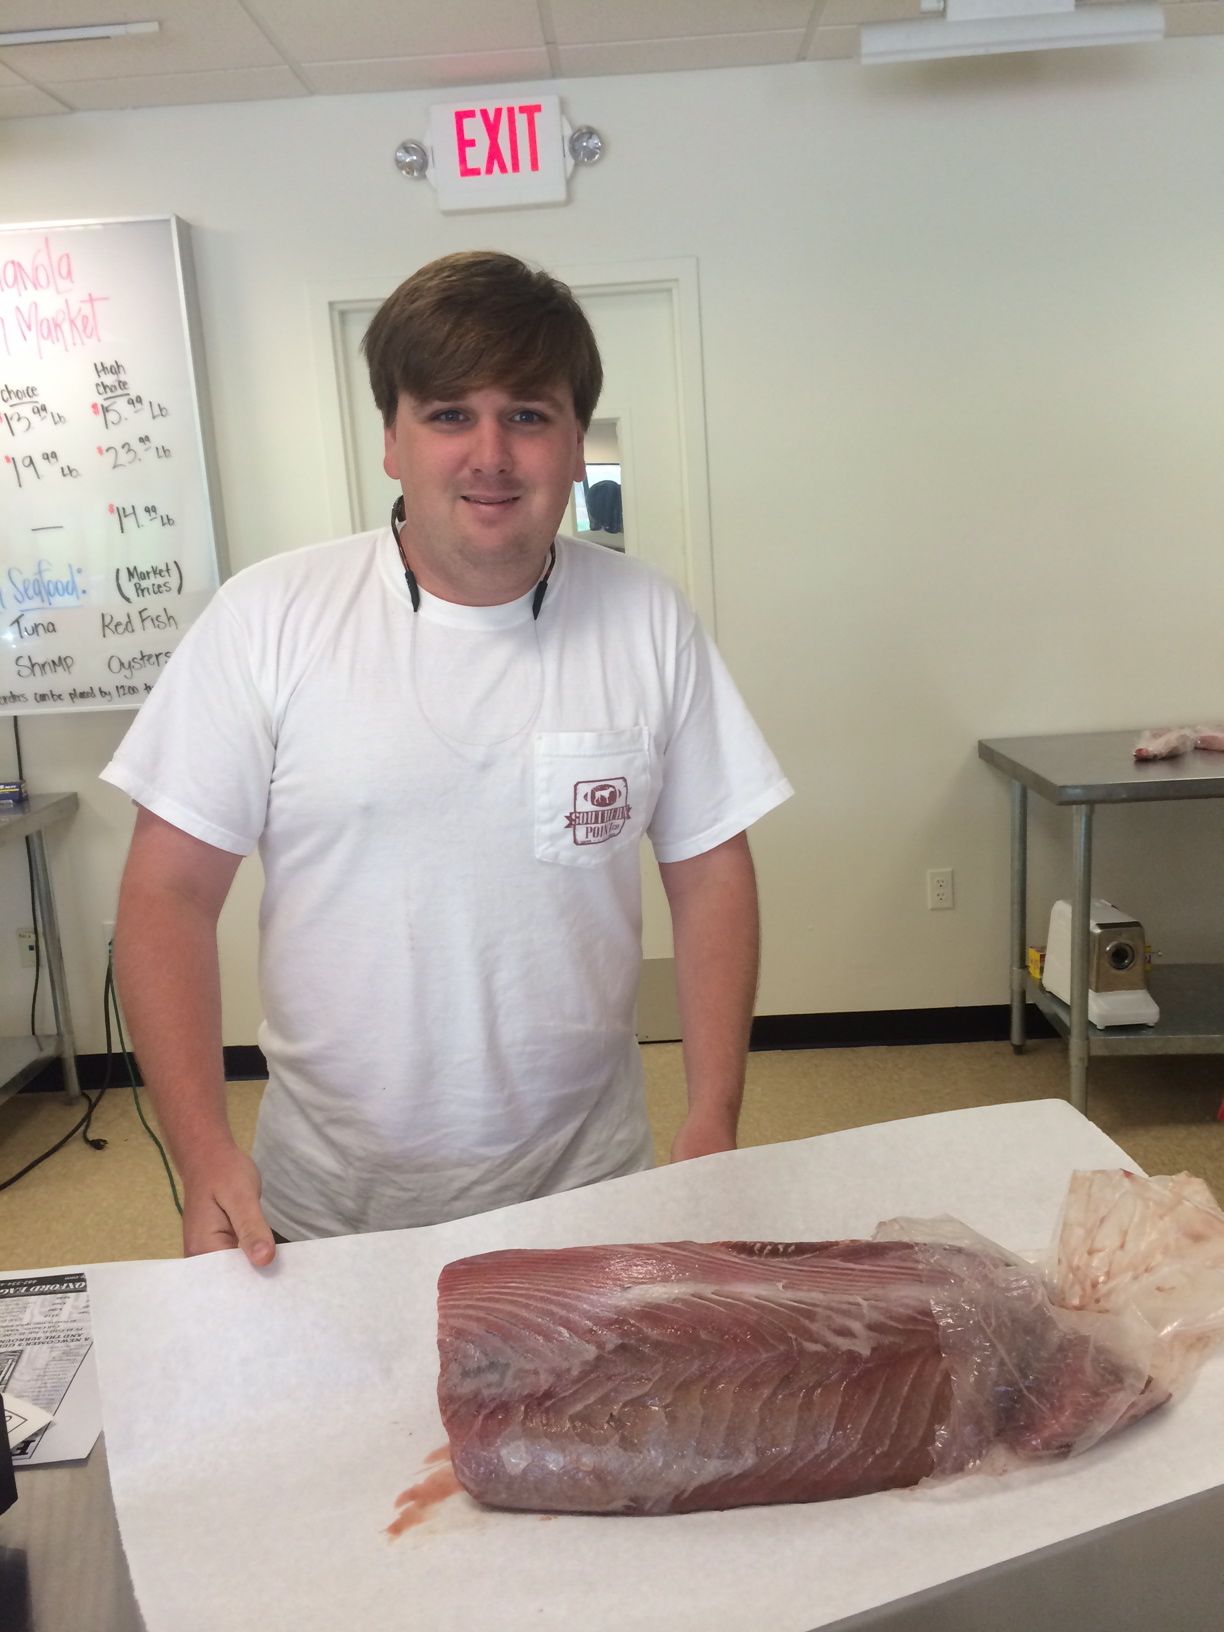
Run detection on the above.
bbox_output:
[0,793,81,1109]
[5,1438,1222,1632]
[3,1442,142,1632]
[978,731,1224,1113]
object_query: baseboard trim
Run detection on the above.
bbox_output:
[748,1006,1056,1051]
[15,1012,1056,1095]
[219,1045,268,1080]
[19,1045,269,1095]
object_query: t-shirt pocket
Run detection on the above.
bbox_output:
[534,726,655,866]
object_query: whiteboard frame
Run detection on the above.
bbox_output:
[0,214,229,716]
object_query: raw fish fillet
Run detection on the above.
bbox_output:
[436,1236,1165,1516]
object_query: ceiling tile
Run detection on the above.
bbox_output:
[53,67,308,112]
[244,0,545,62]
[1165,1,1224,31]
[0,0,280,83]
[0,0,1206,116]
[558,30,807,76]
[0,82,69,117]
[548,1,817,45]
[303,50,553,95]
[807,24,863,57]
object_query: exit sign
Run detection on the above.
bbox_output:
[427,95,569,212]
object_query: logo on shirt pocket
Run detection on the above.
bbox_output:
[534,727,654,866]
[566,777,631,846]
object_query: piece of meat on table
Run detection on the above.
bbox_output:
[1134,726,1197,760]
[436,1239,1165,1516]
[1194,726,1224,753]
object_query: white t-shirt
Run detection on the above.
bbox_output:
[101,531,792,1238]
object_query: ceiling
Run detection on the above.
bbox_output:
[1,0,1220,118]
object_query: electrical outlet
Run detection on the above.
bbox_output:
[927,868,955,911]
[17,926,37,968]
[102,920,116,964]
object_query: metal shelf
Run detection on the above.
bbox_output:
[979,731,1224,806]
[0,792,79,844]
[1026,965,1224,1057]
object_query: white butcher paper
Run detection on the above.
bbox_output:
[84,1099,1224,1632]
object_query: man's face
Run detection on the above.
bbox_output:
[382,382,586,603]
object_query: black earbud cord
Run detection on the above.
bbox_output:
[390,496,556,619]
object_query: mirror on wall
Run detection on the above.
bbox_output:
[570,419,625,552]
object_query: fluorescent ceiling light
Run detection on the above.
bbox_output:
[0,22,160,48]
[861,0,1164,63]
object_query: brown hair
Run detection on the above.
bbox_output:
[362,251,603,430]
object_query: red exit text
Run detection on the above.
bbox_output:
[453,104,544,177]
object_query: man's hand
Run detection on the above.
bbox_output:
[181,1147,276,1268]
[670,1111,738,1164]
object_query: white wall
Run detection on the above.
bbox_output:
[3,43,1224,1046]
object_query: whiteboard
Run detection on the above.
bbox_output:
[0,216,225,716]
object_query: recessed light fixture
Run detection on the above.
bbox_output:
[860,0,1164,64]
[0,21,160,47]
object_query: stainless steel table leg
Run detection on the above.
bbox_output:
[1009,781,1028,1053]
[1069,804,1093,1115]
[26,829,81,1104]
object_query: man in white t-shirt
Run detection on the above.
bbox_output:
[104,251,792,1265]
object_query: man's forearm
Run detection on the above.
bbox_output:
[113,883,236,1180]
[661,834,760,1144]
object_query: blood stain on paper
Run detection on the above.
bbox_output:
[386,1447,462,1537]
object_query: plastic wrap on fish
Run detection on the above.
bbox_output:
[436,1173,1224,1516]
